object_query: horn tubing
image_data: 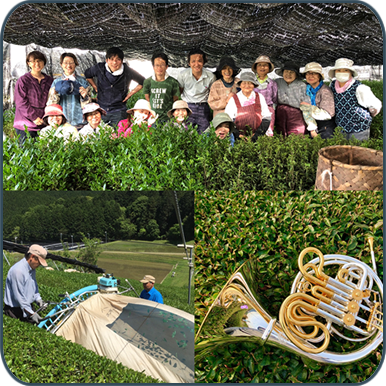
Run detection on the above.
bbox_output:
[196,249,383,365]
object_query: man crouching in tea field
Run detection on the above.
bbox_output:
[4,244,48,324]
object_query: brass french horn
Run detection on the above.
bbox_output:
[196,238,383,364]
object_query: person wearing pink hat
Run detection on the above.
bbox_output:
[117,99,157,138]
[4,244,48,324]
[39,104,79,142]
[78,103,111,138]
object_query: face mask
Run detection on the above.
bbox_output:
[335,72,351,83]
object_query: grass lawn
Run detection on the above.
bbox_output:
[97,257,173,283]
[104,240,193,253]
[161,260,192,287]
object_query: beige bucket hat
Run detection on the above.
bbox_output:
[251,55,275,73]
[301,62,324,79]
[328,58,358,79]
[28,244,48,267]
[127,99,156,118]
[236,71,259,87]
[167,100,193,118]
[140,275,155,284]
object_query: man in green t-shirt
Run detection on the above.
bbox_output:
[143,53,180,123]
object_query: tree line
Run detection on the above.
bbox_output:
[3,191,194,244]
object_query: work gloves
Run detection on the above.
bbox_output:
[35,299,44,308]
[30,313,43,324]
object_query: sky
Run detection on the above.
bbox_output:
[1,1,386,385]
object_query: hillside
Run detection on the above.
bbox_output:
[3,256,194,383]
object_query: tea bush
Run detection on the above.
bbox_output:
[3,125,383,191]
[194,190,383,383]
[362,80,383,139]
[3,316,161,383]
[2,80,383,190]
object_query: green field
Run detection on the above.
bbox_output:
[97,240,193,284]
[98,257,173,284]
[161,259,192,288]
[102,240,193,253]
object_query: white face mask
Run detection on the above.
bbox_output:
[335,72,351,83]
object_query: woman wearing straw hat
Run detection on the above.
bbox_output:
[208,57,241,117]
[225,72,271,141]
[274,61,316,137]
[299,62,336,139]
[251,55,278,136]
[329,58,382,141]
[39,104,79,142]
[117,99,157,137]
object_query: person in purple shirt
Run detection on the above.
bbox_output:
[13,51,54,145]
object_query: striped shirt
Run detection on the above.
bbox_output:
[275,78,310,108]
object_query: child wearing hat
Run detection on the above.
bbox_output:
[117,99,157,138]
[167,100,193,130]
[251,55,278,136]
[78,103,111,138]
[39,104,79,142]
[329,58,382,141]
[274,61,317,137]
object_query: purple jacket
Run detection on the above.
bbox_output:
[254,78,278,108]
[13,72,53,131]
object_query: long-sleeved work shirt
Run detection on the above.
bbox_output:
[4,258,42,317]
[13,72,53,131]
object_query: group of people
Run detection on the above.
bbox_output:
[13,46,382,145]
[4,244,163,326]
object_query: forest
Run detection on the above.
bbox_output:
[3,191,194,243]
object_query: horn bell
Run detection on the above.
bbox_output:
[195,247,383,365]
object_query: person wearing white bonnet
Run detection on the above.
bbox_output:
[299,62,336,139]
[78,103,111,138]
[4,244,48,324]
[329,58,382,141]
